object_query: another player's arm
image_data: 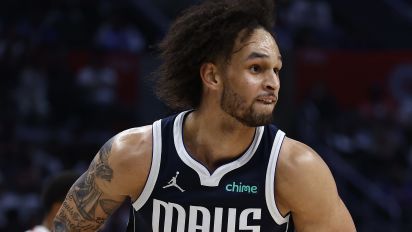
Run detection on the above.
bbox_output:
[53,126,152,231]
[276,138,356,232]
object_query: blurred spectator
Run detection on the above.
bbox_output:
[389,64,412,127]
[25,171,79,232]
[14,62,49,121]
[286,0,333,31]
[283,0,344,48]
[95,12,145,53]
[76,53,118,107]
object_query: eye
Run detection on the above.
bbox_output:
[273,68,280,75]
[249,65,261,74]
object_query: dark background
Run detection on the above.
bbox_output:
[0,0,411,231]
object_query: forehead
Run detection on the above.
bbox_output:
[232,28,280,59]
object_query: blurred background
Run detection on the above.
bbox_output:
[0,0,411,231]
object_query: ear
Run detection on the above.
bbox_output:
[200,62,221,90]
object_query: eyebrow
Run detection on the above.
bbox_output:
[245,52,282,62]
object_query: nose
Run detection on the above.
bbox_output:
[264,71,280,92]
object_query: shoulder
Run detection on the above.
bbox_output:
[274,138,356,230]
[275,137,337,211]
[107,125,153,166]
[105,125,154,200]
[277,137,327,176]
[275,137,356,230]
[111,125,153,159]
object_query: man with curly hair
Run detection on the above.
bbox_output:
[53,0,356,231]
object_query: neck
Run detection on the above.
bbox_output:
[183,108,256,172]
[42,213,53,230]
[43,203,61,230]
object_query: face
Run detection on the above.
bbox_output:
[220,28,282,127]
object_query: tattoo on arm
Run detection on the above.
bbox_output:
[96,138,114,181]
[53,138,123,231]
[100,199,122,215]
[53,217,68,232]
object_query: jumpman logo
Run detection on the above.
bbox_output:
[163,171,185,192]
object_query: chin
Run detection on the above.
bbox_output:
[254,104,275,116]
[237,111,274,127]
[251,108,275,126]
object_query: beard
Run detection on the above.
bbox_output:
[220,84,275,127]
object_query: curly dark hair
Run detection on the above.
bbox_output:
[154,0,276,110]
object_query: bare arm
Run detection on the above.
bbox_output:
[276,138,356,232]
[53,126,152,231]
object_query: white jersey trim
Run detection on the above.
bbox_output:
[174,111,264,187]
[132,119,162,211]
[265,129,290,225]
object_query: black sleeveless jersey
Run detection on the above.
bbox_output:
[126,111,294,232]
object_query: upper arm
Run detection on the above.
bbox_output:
[275,138,356,232]
[53,126,152,231]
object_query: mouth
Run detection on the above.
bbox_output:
[256,95,277,104]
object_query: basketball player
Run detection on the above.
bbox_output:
[26,172,78,232]
[53,0,356,231]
